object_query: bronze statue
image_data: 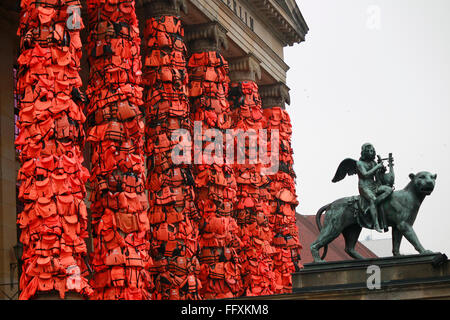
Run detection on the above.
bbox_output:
[331,143,394,232]
[310,144,437,263]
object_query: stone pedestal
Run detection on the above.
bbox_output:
[290,253,450,299]
[237,253,450,299]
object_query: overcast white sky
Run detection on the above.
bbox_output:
[285,0,450,255]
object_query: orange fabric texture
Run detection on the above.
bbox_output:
[16,0,92,300]
[227,81,277,296]
[85,0,152,300]
[142,15,201,300]
[187,52,242,299]
[262,106,302,293]
[16,0,302,301]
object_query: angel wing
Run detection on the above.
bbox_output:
[332,158,358,183]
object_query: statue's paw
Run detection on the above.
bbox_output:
[392,252,403,257]
[421,250,434,255]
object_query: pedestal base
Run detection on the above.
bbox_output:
[290,253,450,299]
[238,253,450,299]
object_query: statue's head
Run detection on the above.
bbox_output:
[360,143,376,161]
[409,171,437,196]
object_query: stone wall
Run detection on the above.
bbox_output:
[0,7,19,299]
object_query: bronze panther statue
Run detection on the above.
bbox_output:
[310,171,437,263]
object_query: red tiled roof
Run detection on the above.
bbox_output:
[296,214,378,263]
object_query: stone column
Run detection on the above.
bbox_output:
[259,82,302,294]
[185,22,242,299]
[85,0,152,300]
[227,54,278,296]
[141,0,202,300]
[15,0,92,299]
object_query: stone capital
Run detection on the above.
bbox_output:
[259,82,290,109]
[185,22,228,53]
[228,54,262,83]
[139,0,187,17]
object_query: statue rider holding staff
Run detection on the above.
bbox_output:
[356,143,393,232]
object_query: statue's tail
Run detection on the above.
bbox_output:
[316,203,332,260]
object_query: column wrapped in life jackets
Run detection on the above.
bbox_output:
[85,0,153,300]
[187,45,243,299]
[228,81,277,296]
[15,0,92,299]
[142,10,202,300]
[262,104,302,294]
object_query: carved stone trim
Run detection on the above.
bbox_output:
[259,82,290,109]
[246,0,309,46]
[228,53,262,83]
[139,0,187,17]
[185,22,228,53]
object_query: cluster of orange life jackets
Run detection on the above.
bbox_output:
[15,0,93,300]
[262,106,302,294]
[187,52,243,299]
[142,15,202,300]
[228,81,278,296]
[85,0,153,300]
[14,2,303,300]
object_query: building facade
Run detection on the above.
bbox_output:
[0,0,308,299]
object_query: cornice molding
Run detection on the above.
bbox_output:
[139,0,188,17]
[185,22,228,53]
[259,82,290,109]
[245,0,308,46]
[228,53,261,83]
